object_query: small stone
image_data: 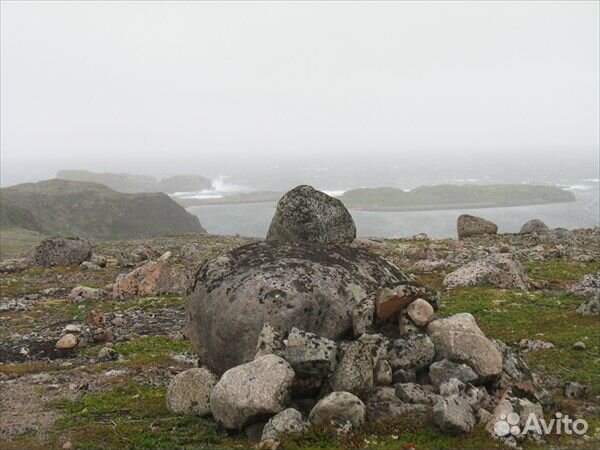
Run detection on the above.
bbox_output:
[62,442,73,450]
[564,381,587,399]
[97,347,118,361]
[261,408,308,442]
[63,324,82,333]
[111,317,127,327]
[433,395,475,434]
[167,368,218,416]
[92,328,113,343]
[309,391,366,428]
[85,309,105,326]
[374,359,392,386]
[406,298,434,327]
[572,341,586,350]
[55,334,78,349]
[352,298,375,337]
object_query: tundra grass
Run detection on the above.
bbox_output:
[441,287,600,395]
[47,383,235,449]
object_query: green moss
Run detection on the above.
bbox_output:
[524,259,600,288]
[48,383,226,449]
[442,287,600,395]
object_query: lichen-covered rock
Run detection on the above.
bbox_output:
[433,395,476,434]
[28,237,92,267]
[374,359,393,386]
[309,391,365,428]
[428,314,502,382]
[577,295,600,316]
[443,253,530,291]
[112,260,190,300]
[569,272,599,297]
[364,387,428,421]
[519,219,549,234]
[261,408,308,442]
[328,341,373,397]
[457,214,498,239]
[429,359,478,388]
[279,328,337,377]
[166,368,218,416]
[209,355,295,429]
[187,241,408,373]
[266,185,356,245]
[256,323,283,358]
[352,298,374,337]
[395,383,440,406]
[387,331,435,372]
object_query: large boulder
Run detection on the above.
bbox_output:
[209,355,295,429]
[266,185,356,245]
[442,253,530,291]
[519,219,549,234]
[28,237,92,267]
[112,260,190,300]
[187,241,409,374]
[457,214,498,239]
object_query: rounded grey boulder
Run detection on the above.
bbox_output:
[519,219,549,234]
[266,185,356,245]
[186,241,408,374]
[29,236,92,267]
[456,214,498,239]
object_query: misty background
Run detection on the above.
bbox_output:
[1,1,598,236]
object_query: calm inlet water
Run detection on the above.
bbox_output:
[189,186,599,238]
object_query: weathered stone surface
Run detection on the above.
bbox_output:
[329,341,373,397]
[55,334,78,349]
[112,260,190,300]
[429,330,503,382]
[443,253,530,291]
[564,381,587,399]
[68,286,105,301]
[166,368,218,416]
[519,219,549,234]
[376,287,413,320]
[309,391,366,428]
[433,395,475,434]
[577,295,600,316]
[256,323,283,358]
[210,355,295,429]
[570,272,599,297]
[266,185,356,245]
[457,214,498,239]
[395,383,440,406]
[29,237,92,267]
[187,242,408,374]
[406,298,434,327]
[374,359,393,386]
[388,331,435,372]
[261,408,308,442]
[427,313,484,336]
[352,298,374,337]
[364,387,428,421]
[279,328,337,377]
[429,359,478,387]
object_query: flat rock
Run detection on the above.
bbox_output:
[112,260,190,300]
[429,359,478,387]
[443,253,530,291]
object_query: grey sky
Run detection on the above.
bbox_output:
[1,1,598,184]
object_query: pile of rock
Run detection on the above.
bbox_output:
[168,310,545,446]
[174,187,549,446]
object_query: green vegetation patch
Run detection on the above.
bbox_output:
[442,287,600,395]
[525,259,600,288]
[48,383,227,449]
